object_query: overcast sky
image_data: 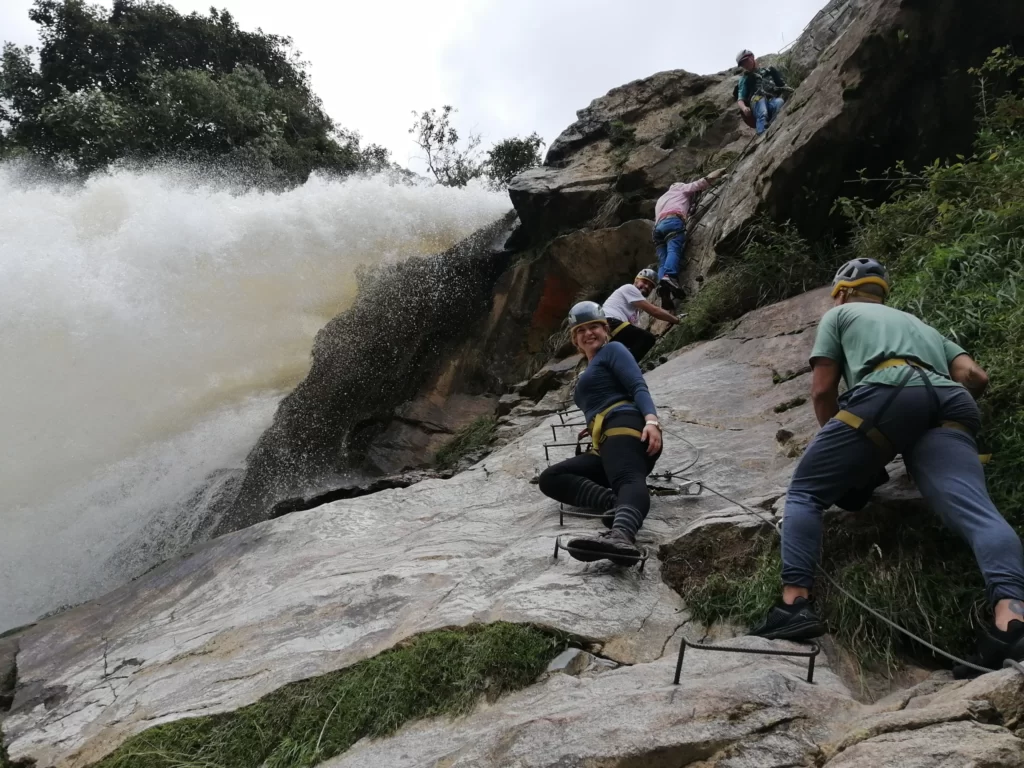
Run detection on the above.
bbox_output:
[1,0,826,170]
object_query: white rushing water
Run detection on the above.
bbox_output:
[0,164,510,632]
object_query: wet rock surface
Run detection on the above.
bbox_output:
[3,288,1022,766]
[1,289,824,766]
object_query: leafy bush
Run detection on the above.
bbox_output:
[484,133,544,190]
[94,623,566,768]
[647,218,834,361]
[434,415,497,470]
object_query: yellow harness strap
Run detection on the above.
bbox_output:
[834,358,980,458]
[610,321,630,338]
[588,400,643,456]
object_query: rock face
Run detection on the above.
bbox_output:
[228,0,1024,528]
[221,214,517,531]
[511,0,1024,289]
[6,287,1021,767]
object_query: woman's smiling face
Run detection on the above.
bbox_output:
[574,321,610,358]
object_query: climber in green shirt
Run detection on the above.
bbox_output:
[752,257,1024,677]
[735,49,787,134]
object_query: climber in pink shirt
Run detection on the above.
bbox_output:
[653,167,725,310]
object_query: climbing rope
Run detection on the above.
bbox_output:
[688,480,1022,678]
[650,423,703,480]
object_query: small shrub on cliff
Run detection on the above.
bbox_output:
[434,415,497,470]
[646,218,834,362]
[93,623,566,768]
[484,133,544,190]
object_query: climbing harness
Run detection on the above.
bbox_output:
[834,359,978,459]
[588,400,643,455]
[609,320,631,340]
[552,534,649,572]
[669,479,1024,681]
[542,406,703,531]
[674,635,819,685]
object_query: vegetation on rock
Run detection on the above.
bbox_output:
[646,219,834,363]
[435,415,498,470]
[484,133,544,190]
[0,0,390,184]
[409,105,543,189]
[91,623,566,768]
[669,49,1024,671]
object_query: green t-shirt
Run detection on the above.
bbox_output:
[811,303,967,390]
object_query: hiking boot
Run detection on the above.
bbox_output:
[660,275,686,300]
[657,284,676,313]
[953,619,1024,679]
[567,528,642,567]
[750,597,827,641]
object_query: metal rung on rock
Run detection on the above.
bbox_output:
[550,421,586,440]
[558,506,608,526]
[552,534,648,572]
[673,636,819,685]
[543,440,592,462]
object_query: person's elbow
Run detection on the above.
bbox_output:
[810,376,839,403]
[810,385,834,404]
[970,366,990,394]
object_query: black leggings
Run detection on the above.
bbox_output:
[608,319,657,363]
[538,411,661,532]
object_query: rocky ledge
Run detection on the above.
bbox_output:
[4,288,1022,767]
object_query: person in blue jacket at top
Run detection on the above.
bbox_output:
[538,301,663,565]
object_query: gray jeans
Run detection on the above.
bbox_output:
[782,384,1024,607]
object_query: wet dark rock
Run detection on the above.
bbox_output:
[268,469,452,519]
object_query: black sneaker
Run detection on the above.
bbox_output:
[750,597,827,641]
[953,619,1024,679]
[567,529,642,567]
[657,284,676,313]
[660,275,686,300]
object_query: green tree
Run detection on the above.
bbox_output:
[0,0,390,183]
[409,105,482,187]
[483,133,544,190]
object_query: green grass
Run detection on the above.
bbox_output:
[434,416,498,470]
[672,511,985,672]
[669,49,1024,673]
[91,623,566,768]
[646,218,834,362]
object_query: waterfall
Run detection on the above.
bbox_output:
[0,163,510,631]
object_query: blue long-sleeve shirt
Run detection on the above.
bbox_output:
[574,341,658,425]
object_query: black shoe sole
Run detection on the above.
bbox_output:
[567,537,642,566]
[754,618,827,641]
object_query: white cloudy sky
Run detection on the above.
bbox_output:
[1,0,826,169]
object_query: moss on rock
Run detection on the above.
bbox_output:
[92,622,566,768]
[434,415,497,470]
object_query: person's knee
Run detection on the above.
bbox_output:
[538,466,560,497]
[783,487,826,519]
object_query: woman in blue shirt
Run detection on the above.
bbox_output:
[539,301,663,564]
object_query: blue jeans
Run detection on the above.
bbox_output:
[753,96,785,135]
[653,216,686,280]
[781,384,1024,607]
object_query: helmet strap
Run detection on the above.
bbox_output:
[845,287,884,303]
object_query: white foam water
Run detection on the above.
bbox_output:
[0,164,510,631]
